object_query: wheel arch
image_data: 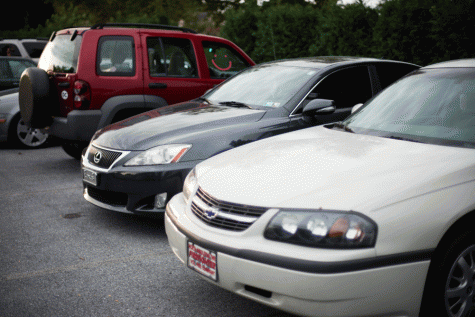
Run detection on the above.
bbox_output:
[97,95,168,129]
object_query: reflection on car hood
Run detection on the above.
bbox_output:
[92,101,266,151]
[196,126,475,212]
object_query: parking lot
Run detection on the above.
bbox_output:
[0,142,294,317]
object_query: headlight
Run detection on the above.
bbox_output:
[124,144,191,166]
[264,210,377,249]
[183,168,197,202]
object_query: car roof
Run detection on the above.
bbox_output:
[255,56,405,71]
[424,58,475,69]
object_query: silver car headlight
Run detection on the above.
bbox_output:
[183,168,197,202]
[264,210,377,249]
[124,144,191,166]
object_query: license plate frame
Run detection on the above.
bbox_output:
[187,241,218,281]
[82,168,98,186]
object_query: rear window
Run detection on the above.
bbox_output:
[22,41,47,58]
[0,44,21,57]
[38,34,82,73]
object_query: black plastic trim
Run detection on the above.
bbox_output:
[167,210,433,274]
[90,23,197,34]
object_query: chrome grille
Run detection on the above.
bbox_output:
[87,146,122,169]
[191,187,268,231]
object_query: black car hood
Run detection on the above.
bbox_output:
[92,101,266,151]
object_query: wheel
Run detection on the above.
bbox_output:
[9,115,49,148]
[19,67,52,129]
[420,228,475,317]
[61,141,88,160]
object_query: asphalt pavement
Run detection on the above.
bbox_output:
[0,142,295,317]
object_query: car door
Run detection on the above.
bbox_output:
[143,36,213,105]
[289,65,374,128]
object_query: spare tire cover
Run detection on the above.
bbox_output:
[19,67,52,128]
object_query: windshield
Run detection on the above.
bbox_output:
[205,64,319,108]
[343,68,475,148]
[38,34,82,73]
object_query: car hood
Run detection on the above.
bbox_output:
[196,126,475,213]
[92,102,266,151]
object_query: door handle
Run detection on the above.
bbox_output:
[149,83,167,89]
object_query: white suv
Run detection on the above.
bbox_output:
[0,38,47,63]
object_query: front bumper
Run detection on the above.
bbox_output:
[82,147,199,214]
[165,192,430,317]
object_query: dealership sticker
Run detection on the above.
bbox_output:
[187,241,217,281]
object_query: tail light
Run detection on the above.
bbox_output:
[73,80,91,109]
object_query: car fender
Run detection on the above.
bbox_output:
[97,95,168,129]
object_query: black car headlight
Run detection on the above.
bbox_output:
[264,210,377,249]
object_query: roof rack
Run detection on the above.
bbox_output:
[90,23,197,34]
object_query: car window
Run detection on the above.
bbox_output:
[22,41,47,59]
[0,44,21,57]
[202,41,250,79]
[294,66,372,114]
[97,36,135,76]
[147,37,198,78]
[8,59,37,78]
[38,34,82,73]
[345,68,475,148]
[375,63,419,90]
[206,65,317,108]
[314,66,372,109]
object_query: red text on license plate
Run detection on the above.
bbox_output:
[187,241,217,281]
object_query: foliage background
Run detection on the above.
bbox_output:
[2,0,474,66]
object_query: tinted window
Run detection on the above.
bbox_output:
[375,63,419,90]
[22,41,47,58]
[202,41,250,79]
[312,66,372,109]
[147,37,197,78]
[0,44,21,57]
[97,36,135,77]
[38,35,82,73]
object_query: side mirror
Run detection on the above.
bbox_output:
[351,103,364,114]
[302,99,336,116]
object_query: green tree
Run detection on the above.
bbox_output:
[429,0,475,63]
[372,0,435,65]
[310,1,378,57]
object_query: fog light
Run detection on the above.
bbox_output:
[155,193,167,209]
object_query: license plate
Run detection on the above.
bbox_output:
[187,241,218,281]
[82,168,98,186]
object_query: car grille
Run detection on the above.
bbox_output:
[87,186,127,206]
[87,146,123,169]
[191,187,268,232]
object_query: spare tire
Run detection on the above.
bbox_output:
[19,67,52,129]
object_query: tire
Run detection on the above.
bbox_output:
[61,141,89,160]
[9,115,49,148]
[420,228,475,317]
[19,67,52,129]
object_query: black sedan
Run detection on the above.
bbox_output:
[81,56,419,214]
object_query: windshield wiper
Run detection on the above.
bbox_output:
[332,122,355,133]
[219,101,252,109]
[195,97,211,104]
[383,135,423,143]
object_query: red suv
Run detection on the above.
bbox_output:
[19,23,254,158]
